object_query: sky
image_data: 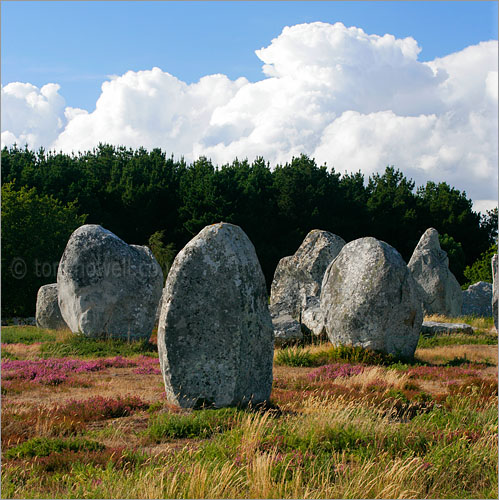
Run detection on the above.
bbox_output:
[1,1,498,212]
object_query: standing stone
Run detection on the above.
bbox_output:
[320,237,423,359]
[493,255,498,331]
[57,224,163,339]
[154,291,164,327]
[158,222,274,408]
[270,230,345,339]
[461,281,493,317]
[35,283,67,330]
[408,228,462,316]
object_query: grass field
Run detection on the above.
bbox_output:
[1,319,497,499]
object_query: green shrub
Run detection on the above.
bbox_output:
[146,408,240,442]
[1,326,56,345]
[386,389,410,403]
[418,334,497,348]
[147,401,165,414]
[323,344,399,365]
[439,233,466,283]
[275,347,315,367]
[40,335,157,358]
[4,437,104,459]
[284,422,370,454]
[414,391,433,403]
[463,243,497,287]
[275,344,404,368]
[1,182,87,317]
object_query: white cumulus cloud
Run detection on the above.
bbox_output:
[2,82,66,150]
[1,22,497,211]
[52,68,248,154]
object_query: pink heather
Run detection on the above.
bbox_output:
[1,355,160,385]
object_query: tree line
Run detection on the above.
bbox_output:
[2,144,497,317]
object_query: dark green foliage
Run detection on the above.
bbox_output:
[1,181,87,317]
[40,335,157,358]
[463,243,497,287]
[366,166,419,258]
[275,344,400,367]
[146,408,241,442]
[418,334,497,349]
[284,423,371,454]
[415,181,490,268]
[324,344,399,365]
[4,437,104,459]
[1,326,57,345]
[2,145,492,316]
[480,207,498,243]
[439,233,466,283]
[148,230,176,283]
[275,347,316,367]
[385,388,411,403]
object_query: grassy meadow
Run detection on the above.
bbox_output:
[1,318,497,499]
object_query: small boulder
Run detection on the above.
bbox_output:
[493,255,498,331]
[320,237,423,359]
[57,224,163,339]
[461,281,492,317]
[408,228,462,316]
[272,314,303,346]
[300,297,325,337]
[36,283,67,330]
[270,229,345,331]
[421,321,473,336]
[157,222,274,408]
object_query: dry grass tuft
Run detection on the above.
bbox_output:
[333,366,410,391]
[416,344,498,366]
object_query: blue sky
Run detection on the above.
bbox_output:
[2,1,498,111]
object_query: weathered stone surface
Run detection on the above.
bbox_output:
[408,228,462,316]
[35,283,67,330]
[461,281,492,317]
[57,224,163,339]
[270,229,345,328]
[158,222,274,409]
[154,291,164,326]
[300,297,325,337]
[493,255,498,331]
[272,314,303,346]
[320,237,423,359]
[421,321,473,336]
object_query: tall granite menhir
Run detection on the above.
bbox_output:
[408,228,462,316]
[158,222,274,408]
[320,237,423,359]
[270,230,345,343]
[57,225,163,338]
